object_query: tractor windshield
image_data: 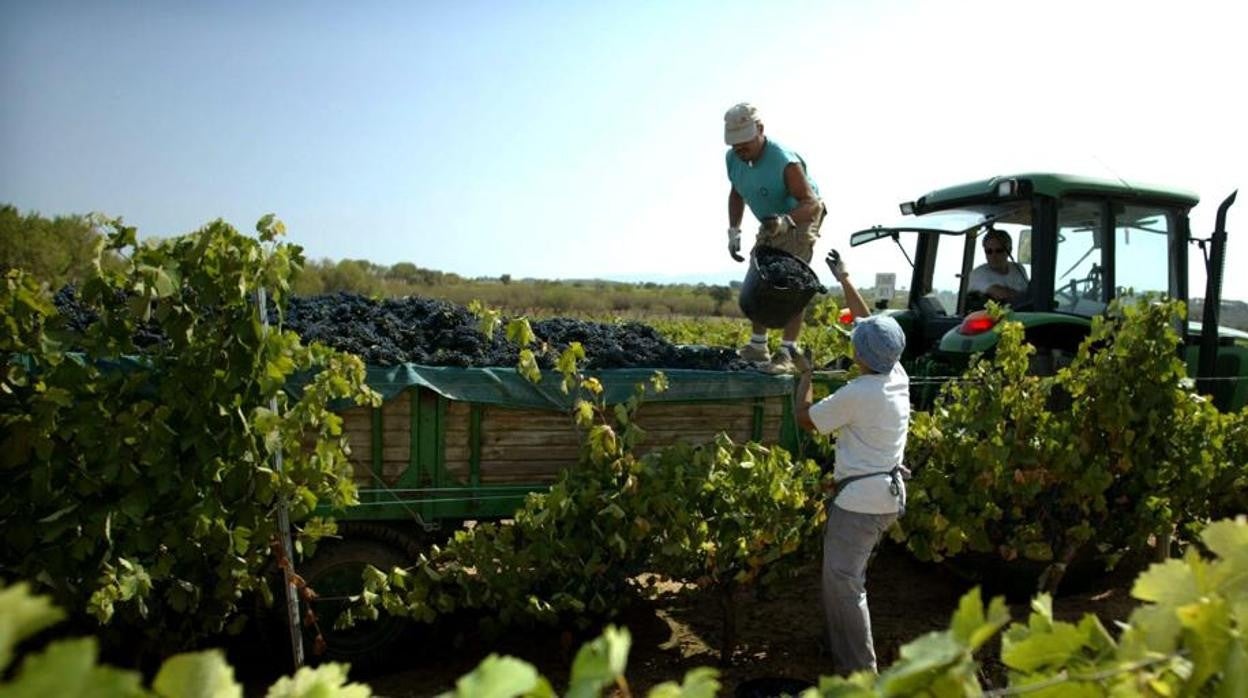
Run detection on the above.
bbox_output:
[850,202,1029,243]
[850,202,1032,315]
[1054,199,1177,317]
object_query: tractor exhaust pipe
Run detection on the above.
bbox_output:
[1197,190,1237,401]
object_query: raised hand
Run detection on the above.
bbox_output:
[825,249,847,281]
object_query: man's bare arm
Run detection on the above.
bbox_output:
[783,163,820,225]
[728,189,745,228]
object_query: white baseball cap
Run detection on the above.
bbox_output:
[724,102,760,145]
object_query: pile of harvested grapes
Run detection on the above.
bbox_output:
[52,289,755,371]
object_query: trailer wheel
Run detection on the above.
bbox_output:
[298,532,414,675]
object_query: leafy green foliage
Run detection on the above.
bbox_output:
[361,413,823,640]
[0,582,373,697]
[7,513,1247,698]
[647,296,853,368]
[0,204,116,290]
[995,517,1248,696]
[435,624,721,698]
[902,299,1245,590]
[0,217,378,655]
[809,517,1248,697]
[355,332,825,659]
[421,516,1247,696]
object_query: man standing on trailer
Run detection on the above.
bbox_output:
[723,102,826,373]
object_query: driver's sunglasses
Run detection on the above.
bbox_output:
[984,247,1008,255]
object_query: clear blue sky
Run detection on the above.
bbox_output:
[3,0,1245,299]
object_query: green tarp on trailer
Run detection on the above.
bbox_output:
[355,364,797,410]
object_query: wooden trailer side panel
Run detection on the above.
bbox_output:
[442,397,786,486]
[330,383,797,522]
[340,390,425,488]
[341,389,788,489]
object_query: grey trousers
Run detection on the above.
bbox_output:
[822,503,898,675]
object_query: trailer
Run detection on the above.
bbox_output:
[299,364,826,668]
[322,366,802,526]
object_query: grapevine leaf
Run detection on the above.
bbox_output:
[644,667,720,698]
[1132,559,1200,606]
[438,654,542,698]
[875,631,967,694]
[1124,604,1184,655]
[567,626,630,698]
[468,301,501,340]
[517,349,541,385]
[1217,637,1248,698]
[574,400,595,428]
[1201,517,1248,574]
[1175,598,1231,691]
[263,663,373,698]
[506,318,536,347]
[1001,619,1087,673]
[0,583,66,672]
[649,370,668,394]
[949,588,1009,651]
[5,637,144,698]
[151,650,242,698]
[812,675,876,697]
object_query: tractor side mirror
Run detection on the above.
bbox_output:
[1018,229,1032,264]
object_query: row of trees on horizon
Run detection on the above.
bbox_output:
[12,204,1247,327]
[0,205,745,318]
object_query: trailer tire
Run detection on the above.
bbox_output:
[335,521,425,559]
[298,533,414,675]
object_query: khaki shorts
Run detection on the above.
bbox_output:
[754,201,826,263]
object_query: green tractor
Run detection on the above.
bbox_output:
[847,173,1245,409]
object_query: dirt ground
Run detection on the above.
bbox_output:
[357,541,1144,697]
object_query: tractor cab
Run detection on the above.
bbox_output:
[848,173,1245,409]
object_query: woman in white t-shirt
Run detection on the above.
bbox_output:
[795,249,909,676]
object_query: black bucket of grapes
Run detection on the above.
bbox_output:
[739,246,826,328]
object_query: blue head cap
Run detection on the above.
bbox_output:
[851,315,906,373]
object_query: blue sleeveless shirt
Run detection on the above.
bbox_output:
[725,139,819,219]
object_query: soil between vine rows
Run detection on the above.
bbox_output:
[346,542,1141,697]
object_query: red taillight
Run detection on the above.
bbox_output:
[959,311,997,336]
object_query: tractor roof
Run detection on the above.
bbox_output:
[912,173,1200,212]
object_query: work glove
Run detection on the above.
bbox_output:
[728,226,744,262]
[825,249,848,282]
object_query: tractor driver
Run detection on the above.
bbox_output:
[968,228,1029,303]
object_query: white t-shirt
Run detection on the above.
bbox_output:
[808,364,910,514]
[968,263,1029,296]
